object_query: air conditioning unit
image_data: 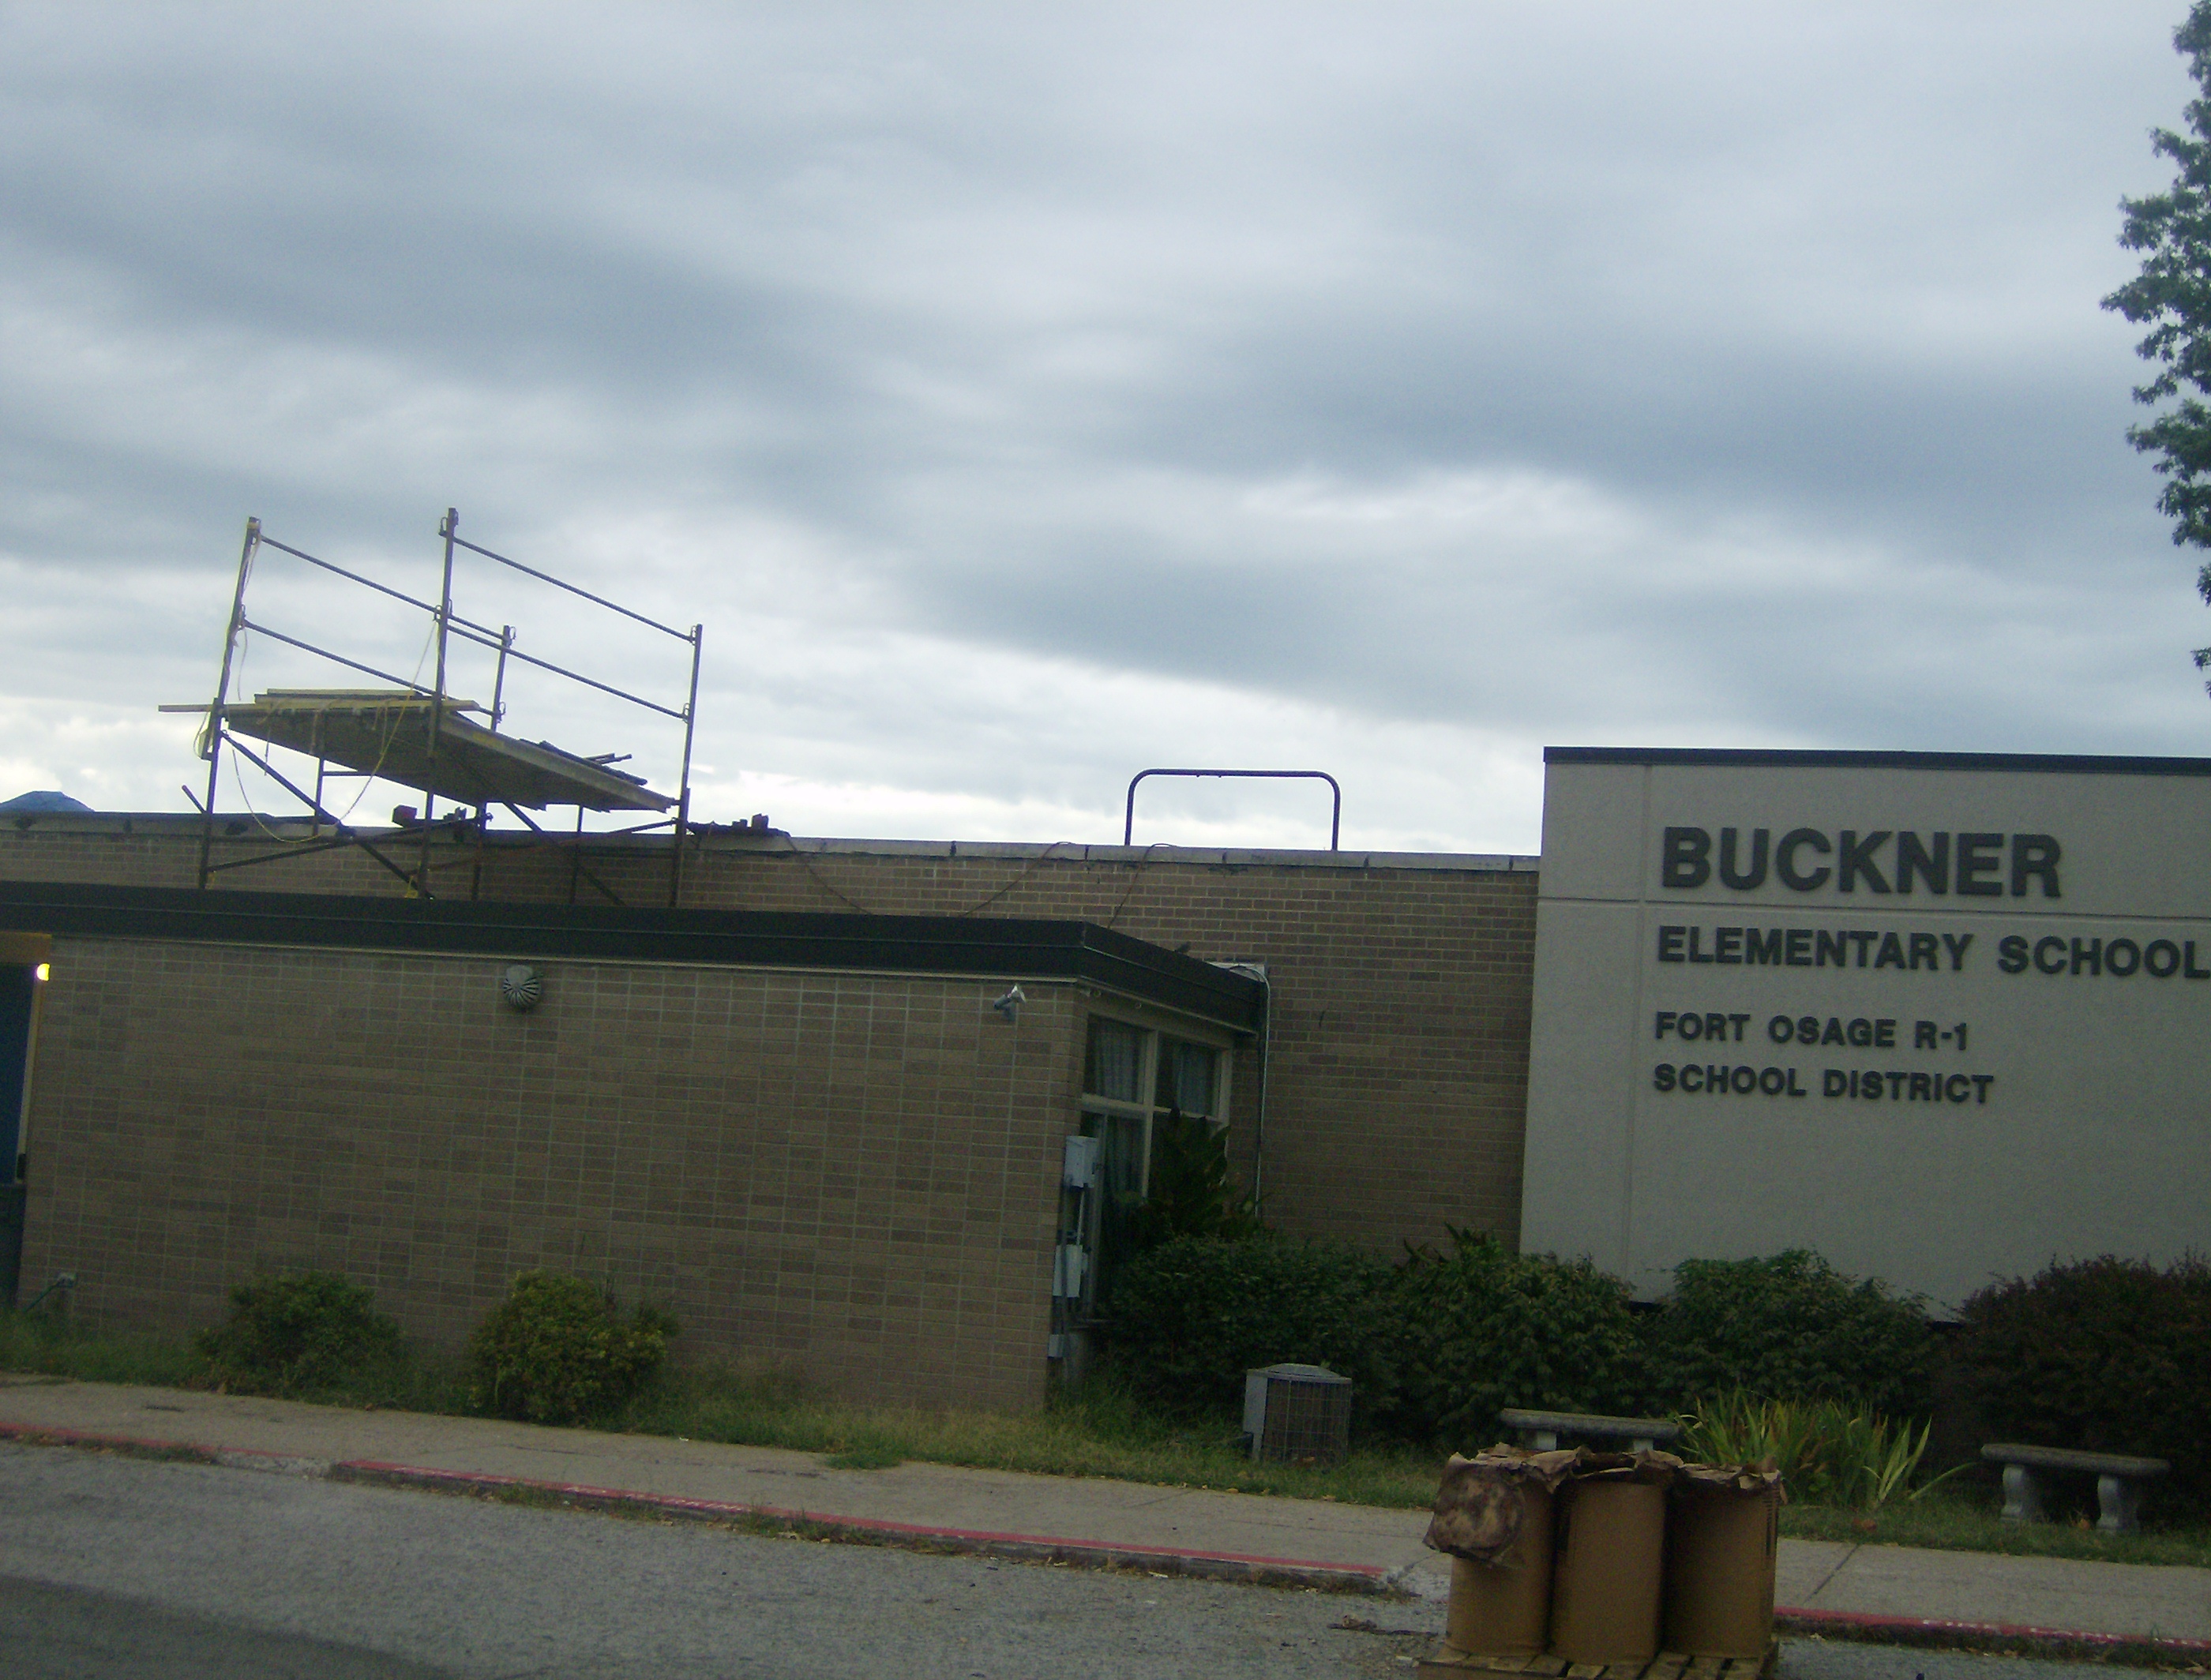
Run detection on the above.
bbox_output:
[1242,1363,1352,1464]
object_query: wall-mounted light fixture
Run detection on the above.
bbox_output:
[989,984,1025,1024]
[500,964,545,1011]
[33,962,49,983]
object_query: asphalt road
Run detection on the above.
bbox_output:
[0,1443,2148,1680]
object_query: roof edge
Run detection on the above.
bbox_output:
[0,880,1267,1033]
[1544,747,2211,777]
[2,813,1536,872]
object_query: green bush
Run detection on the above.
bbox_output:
[1956,1255,2211,1513]
[1678,1389,1956,1510]
[193,1270,404,1395]
[1642,1251,1935,1418]
[1132,1114,1263,1248]
[468,1271,677,1425]
[1392,1230,1646,1446]
[1106,1236,1399,1427]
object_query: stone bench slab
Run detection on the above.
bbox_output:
[1500,1409,1682,1453]
[1980,1442,2169,1533]
[1980,1443,2168,1477]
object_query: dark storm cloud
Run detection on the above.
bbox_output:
[2,2,2204,846]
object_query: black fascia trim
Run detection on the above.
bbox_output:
[0,881,1265,1033]
[1544,746,2211,777]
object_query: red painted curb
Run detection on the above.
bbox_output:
[1776,1603,2211,1659]
[327,1458,1396,1592]
[0,1418,320,1472]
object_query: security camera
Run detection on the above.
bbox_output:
[990,984,1026,1022]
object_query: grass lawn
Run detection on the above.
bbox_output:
[6,1307,2208,1566]
[615,1362,1450,1509]
[0,1305,1444,1508]
[1780,1488,2211,1569]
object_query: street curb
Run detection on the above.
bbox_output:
[0,1418,331,1478]
[0,1422,1394,1596]
[327,1459,1402,1595]
[8,1419,2208,1656]
[1775,1605,2211,1666]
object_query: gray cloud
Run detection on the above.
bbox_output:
[2,2,2205,852]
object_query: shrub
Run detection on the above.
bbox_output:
[1642,1250,1935,1418]
[1956,1254,2211,1513]
[1392,1230,1646,1447]
[1106,1236,1399,1426]
[1679,1389,1955,1510]
[1132,1113,1263,1248]
[467,1271,677,1425]
[193,1270,404,1395]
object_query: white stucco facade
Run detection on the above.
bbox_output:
[1521,748,2211,1312]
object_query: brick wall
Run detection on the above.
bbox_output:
[6,817,1540,1255]
[20,934,1075,1411]
[668,846,1541,1255]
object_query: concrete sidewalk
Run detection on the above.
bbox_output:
[2,1376,2205,1654]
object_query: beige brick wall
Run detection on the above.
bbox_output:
[6,817,1538,1256]
[670,847,1539,1255]
[20,934,1075,1412]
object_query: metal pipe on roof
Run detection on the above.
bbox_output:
[196,517,260,889]
[1122,768,1342,851]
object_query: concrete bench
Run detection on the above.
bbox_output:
[1499,1408,1681,1455]
[1981,1442,2169,1533]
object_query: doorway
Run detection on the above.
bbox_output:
[0,932,49,1306]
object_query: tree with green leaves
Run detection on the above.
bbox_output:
[2104,2,2211,692]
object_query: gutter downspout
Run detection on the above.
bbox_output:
[1214,961,1271,1212]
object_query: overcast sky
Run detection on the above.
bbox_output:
[2,2,2205,853]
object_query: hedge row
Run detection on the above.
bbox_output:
[196,1269,674,1424]
[1958,1255,2211,1510]
[1113,1232,2147,1453]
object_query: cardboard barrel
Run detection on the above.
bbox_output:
[1664,1479,1780,1657]
[1547,1477,1667,1665]
[1440,1482,1556,1657]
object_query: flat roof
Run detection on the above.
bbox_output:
[1545,746,2211,777]
[0,881,1267,1033]
[0,811,1537,872]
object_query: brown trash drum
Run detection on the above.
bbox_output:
[1424,1448,1577,1657]
[1664,1465,1783,1658]
[1546,1472,1670,1665]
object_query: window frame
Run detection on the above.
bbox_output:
[1077,1008,1233,1201]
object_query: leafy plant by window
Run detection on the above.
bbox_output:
[1106,1236,1398,1427]
[1642,1250,1934,1419]
[1132,1112,1262,1248]
[1392,1229,1646,1446]
[467,1271,678,1426]
[193,1270,404,1396]
[1956,1255,2211,1513]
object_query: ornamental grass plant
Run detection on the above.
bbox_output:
[1677,1389,1959,1511]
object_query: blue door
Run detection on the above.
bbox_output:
[0,962,36,1305]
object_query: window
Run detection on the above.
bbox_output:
[1074,1014,1229,1315]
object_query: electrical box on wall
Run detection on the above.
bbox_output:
[1062,1134,1100,1189]
[1052,1243,1087,1299]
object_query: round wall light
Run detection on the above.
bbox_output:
[500,963,545,1011]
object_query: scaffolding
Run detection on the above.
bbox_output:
[170,509,704,905]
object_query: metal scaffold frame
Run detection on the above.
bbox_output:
[182,509,704,906]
